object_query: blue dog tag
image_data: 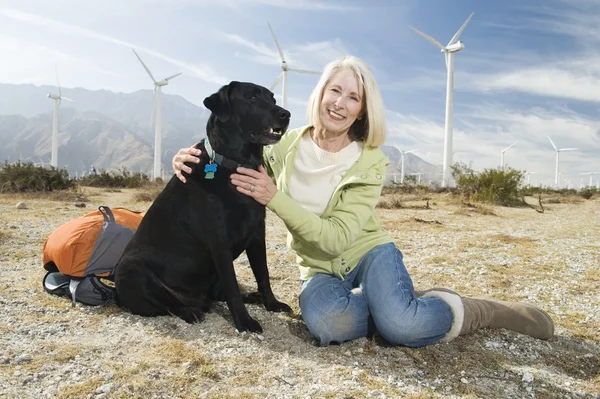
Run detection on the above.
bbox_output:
[204,163,217,179]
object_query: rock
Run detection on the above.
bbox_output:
[16,202,27,209]
[522,372,534,383]
[96,383,113,394]
[23,376,34,385]
[15,354,32,364]
[74,202,86,208]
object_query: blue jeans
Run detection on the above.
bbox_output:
[299,243,454,347]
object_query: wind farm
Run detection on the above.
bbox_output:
[1,4,599,399]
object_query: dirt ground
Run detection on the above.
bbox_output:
[0,188,598,398]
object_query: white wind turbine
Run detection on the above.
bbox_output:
[394,144,417,184]
[547,136,577,188]
[267,22,320,109]
[132,49,182,180]
[47,68,73,168]
[500,141,517,170]
[523,171,537,186]
[409,12,474,188]
[580,172,599,187]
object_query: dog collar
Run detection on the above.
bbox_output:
[201,138,241,179]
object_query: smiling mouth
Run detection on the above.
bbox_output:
[328,109,345,120]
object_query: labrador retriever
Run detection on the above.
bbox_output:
[114,81,292,333]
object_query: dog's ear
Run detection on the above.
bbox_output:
[203,82,238,122]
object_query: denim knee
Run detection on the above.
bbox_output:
[370,297,454,348]
[300,274,370,346]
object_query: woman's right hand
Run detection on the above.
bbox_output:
[172,145,201,183]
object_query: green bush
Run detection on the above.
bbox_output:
[79,167,151,188]
[580,187,597,200]
[0,161,75,193]
[451,162,524,206]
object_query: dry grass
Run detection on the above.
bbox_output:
[0,190,598,398]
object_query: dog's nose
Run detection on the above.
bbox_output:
[278,109,291,119]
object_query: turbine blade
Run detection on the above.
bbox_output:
[503,141,517,151]
[270,73,283,91]
[267,22,286,62]
[408,26,446,50]
[55,66,62,97]
[559,148,577,151]
[60,96,74,102]
[287,68,321,75]
[164,72,182,81]
[132,48,157,83]
[406,150,418,154]
[547,136,557,151]
[448,12,474,46]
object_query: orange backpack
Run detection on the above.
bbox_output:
[42,206,145,306]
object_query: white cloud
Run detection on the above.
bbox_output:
[0,7,229,85]
[242,0,360,11]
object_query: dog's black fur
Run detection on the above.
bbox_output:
[114,81,292,333]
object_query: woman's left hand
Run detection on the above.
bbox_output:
[230,165,277,205]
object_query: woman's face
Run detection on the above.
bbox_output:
[319,68,364,136]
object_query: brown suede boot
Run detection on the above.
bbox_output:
[418,288,554,341]
[460,297,554,339]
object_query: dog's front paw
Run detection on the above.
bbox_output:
[237,317,263,333]
[265,300,292,314]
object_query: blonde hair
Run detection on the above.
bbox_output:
[306,55,386,147]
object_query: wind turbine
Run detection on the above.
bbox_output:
[267,22,320,109]
[547,136,577,188]
[394,144,417,184]
[47,68,73,168]
[500,141,517,170]
[580,172,599,187]
[523,171,537,186]
[409,12,474,188]
[132,48,182,180]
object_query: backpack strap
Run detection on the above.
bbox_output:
[98,206,116,224]
[69,280,81,307]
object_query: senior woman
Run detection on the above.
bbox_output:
[172,55,554,347]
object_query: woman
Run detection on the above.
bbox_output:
[172,56,554,347]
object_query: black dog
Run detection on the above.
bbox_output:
[114,81,292,333]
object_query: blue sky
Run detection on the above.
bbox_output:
[1,0,599,187]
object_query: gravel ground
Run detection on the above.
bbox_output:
[0,189,599,399]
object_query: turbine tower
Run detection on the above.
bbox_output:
[47,69,73,168]
[394,144,417,184]
[267,22,320,109]
[132,48,181,180]
[500,141,517,170]
[409,12,474,188]
[523,171,537,186]
[580,172,599,187]
[547,136,577,188]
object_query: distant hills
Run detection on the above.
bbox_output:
[0,83,441,183]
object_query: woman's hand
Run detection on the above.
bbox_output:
[172,145,201,183]
[230,165,277,205]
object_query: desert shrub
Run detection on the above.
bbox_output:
[451,162,524,206]
[580,187,597,200]
[0,161,74,193]
[79,167,151,188]
[132,185,164,202]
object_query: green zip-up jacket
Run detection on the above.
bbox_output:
[264,125,395,281]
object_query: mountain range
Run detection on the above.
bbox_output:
[0,83,440,183]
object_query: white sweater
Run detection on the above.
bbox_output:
[288,133,362,216]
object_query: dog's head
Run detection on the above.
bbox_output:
[203,81,291,147]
